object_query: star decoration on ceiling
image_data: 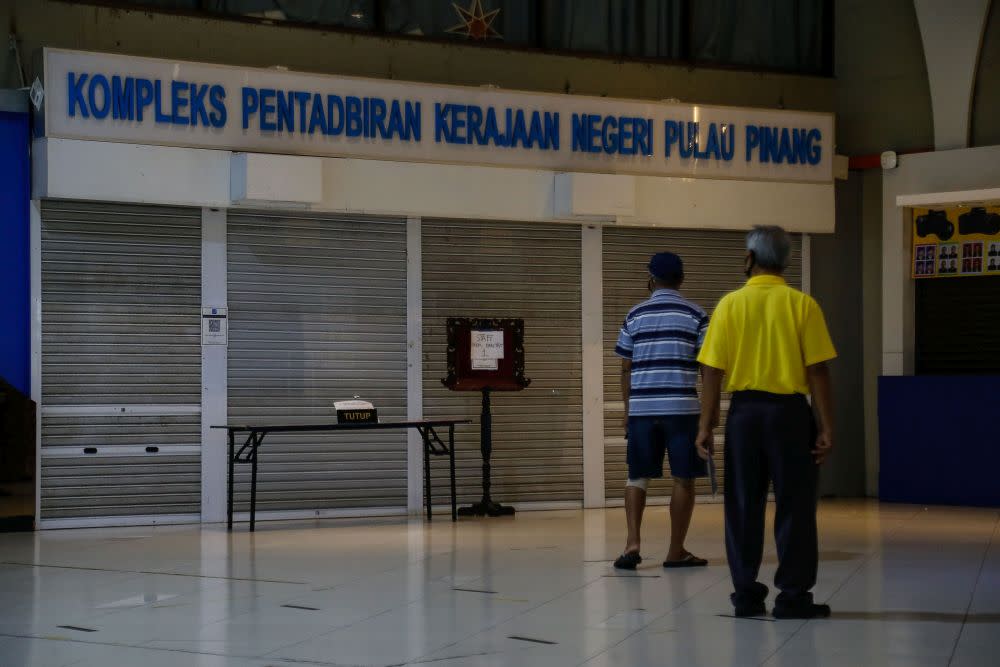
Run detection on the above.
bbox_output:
[446,0,502,40]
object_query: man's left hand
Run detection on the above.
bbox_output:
[813,430,834,465]
[695,428,714,461]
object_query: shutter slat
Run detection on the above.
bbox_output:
[915,276,1000,374]
[40,200,202,520]
[227,211,408,512]
[422,219,584,505]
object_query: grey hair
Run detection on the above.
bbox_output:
[746,225,791,272]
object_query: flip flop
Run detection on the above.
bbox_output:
[613,551,642,570]
[663,553,708,568]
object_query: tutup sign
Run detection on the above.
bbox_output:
[41,48,834,184]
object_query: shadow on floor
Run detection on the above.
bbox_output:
[834,611,1000,623]
[761,550,861,564]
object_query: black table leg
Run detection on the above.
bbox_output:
[449,424,457,522]
[250,431,260,533]
[227,429,235,531]
[223,421,467,530]
[423,428,432,521]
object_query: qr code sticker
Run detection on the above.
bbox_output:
[209,319,221,333]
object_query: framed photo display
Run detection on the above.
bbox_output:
[912,206,1000,279]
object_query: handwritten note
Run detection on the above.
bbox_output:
[471,330,504,370]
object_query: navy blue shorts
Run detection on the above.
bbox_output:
[627,414,706,480]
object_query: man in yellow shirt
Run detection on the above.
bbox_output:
[696,225,836,620]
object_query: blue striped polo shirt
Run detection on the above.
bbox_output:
[615,289,709,416]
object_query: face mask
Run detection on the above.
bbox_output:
[647,277,655,293]
[744,252,756,278]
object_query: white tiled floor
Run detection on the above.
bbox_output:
[0,501,996,666]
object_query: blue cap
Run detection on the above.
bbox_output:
[649,252,684,282]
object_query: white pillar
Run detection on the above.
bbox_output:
[881,176,913,377]
[406,217,424,514]
[200,208,228,523]
[581,224,605,508]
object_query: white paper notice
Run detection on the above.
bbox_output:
[201,307,228,345]
[471,330,504,370]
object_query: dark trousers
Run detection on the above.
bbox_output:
[724,390,818,608]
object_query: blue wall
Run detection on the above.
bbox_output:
[879,375,1000,507]
[0,110,30,395]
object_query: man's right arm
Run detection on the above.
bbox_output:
[614,316,635,434]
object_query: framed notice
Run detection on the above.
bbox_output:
[442,318,530,392]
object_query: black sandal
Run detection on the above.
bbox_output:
[613,551,643,570]
[663,553,708,568]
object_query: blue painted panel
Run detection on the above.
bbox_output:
[0,110,30,395]
[879,375,1000,507]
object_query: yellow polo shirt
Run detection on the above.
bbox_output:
[697,275,836,395]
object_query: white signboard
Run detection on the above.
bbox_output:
[202,306,228,345]
[42,49,834,184]
[471,330,504,371]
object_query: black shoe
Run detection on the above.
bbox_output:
[733,601,767,617]
[613,551,642,570]
[730,583,768,617]
[772,603,831,619]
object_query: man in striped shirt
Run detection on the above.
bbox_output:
[613,252,711,570]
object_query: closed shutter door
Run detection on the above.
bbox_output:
[40,201,202,522]
[227,211,407,512]
[916,276,1000,374]
[422,220,583,505]
[603,228,802,500]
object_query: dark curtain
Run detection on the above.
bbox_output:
[123,0,377,29]
[113,0,828,73]
[692,0,825,72]
[203,1,376,28]
[541,0,683,59]
[121,0,202,7]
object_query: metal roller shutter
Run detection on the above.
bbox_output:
[227,211,408,513]
[603,228,802,501]
[916,276,1000,374]
[422,219,583,506]
[40,201,202,522]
